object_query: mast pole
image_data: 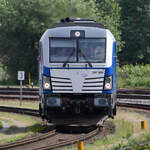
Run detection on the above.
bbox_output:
[70,0,72,17]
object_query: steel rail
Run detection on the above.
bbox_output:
[0,87,38,101]
[0,130,56,150]
[31,125,101,150]
[1,87,150,101]
[0,106,108,150]
[117,102,150,110]
[1,87,150,149]
[0,103,149,150]
[0,106,39,116]
[0,106,57,150]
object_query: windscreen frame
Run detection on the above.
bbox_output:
[49,37,107,63]
[49,37,77,63]
[78,38,106,63]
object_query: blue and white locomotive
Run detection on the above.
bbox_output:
[39,18,117,125]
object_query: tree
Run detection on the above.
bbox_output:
[0,0,95,84]
[88,0,123,52]
[118,0,150,65]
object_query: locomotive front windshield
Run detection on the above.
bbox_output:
[50,39,77,62]
[49,38,106,63]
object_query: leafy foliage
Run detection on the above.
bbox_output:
[118,0,150,65]
[0,0,94,84]
[117,64,150,88]
[1,0,150,85]
[90,0,123,52]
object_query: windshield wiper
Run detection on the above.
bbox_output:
[63,50,75,67]
[79,49,93,67]
[63,49,93,68]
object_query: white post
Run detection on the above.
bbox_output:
[18,71,25,106]
[20,80,22,106]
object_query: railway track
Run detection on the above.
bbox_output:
[1,87,150,101]
[31,127,100,150]
[0,104,149,150]
[8,121,112,150]
[0,87,150,149]
[0,129,56,150]
[0,106,39,116]
[0,105,108,150]
[0,87,39,100]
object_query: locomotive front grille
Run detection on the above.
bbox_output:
[51,76,73,92]
[82,77,104,92]
[50,69,105,93]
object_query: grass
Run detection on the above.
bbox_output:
[65,108,150,150]
[0,112,44,145]
[91,119,133,150]
[0,99,39,109]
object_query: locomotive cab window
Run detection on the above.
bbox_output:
[78,38,106,63]
[50,39,77,62]
[49,38,106,63]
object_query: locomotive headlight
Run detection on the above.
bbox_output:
[43,76,51,90]
[44,83,50,89]
[104,76,112,90]
[75,31,80,37]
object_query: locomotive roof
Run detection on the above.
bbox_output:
[51,18,106,29]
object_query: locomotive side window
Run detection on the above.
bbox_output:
[50,39,77,62]
[78,38,106,63]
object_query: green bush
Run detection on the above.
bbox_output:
[0,122,3,129]
[117,64,150,88]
